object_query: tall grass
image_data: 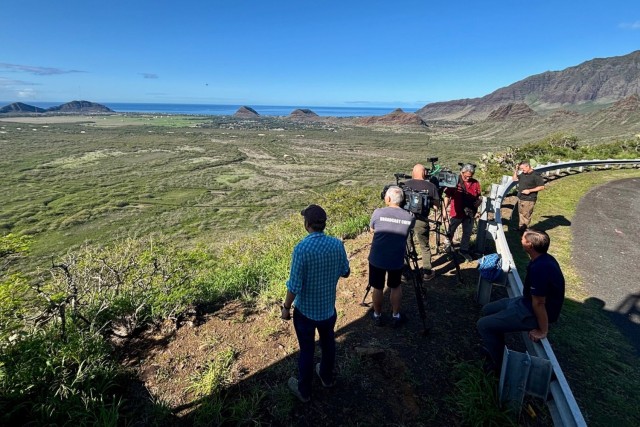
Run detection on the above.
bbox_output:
[446,362,516,427]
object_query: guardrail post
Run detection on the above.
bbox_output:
[476,277,492,305]
[499,348,553,415]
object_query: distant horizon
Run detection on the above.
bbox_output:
[0,100,424,110]
[0,100,419,117]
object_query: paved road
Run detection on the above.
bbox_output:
[571,177,640,354]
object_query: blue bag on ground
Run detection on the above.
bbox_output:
[478,253,503,282]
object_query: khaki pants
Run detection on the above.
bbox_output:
[518,200,536,229]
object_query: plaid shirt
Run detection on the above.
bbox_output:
[286,232,350,321]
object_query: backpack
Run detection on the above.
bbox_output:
[478,253,503,282]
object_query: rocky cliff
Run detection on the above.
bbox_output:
[417,50,640,121]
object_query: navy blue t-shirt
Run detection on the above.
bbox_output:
[368,207,415,270]
[522,253,565,322]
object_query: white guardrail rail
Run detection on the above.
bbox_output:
[475,158,640,427]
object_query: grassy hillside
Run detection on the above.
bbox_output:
[0,116,493,264]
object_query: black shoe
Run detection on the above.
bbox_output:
[423,269,436,281]
[391,313,407,328]
[372,312,384,327]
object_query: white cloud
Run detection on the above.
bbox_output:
[17,88,37,98]
[619,21,640,30]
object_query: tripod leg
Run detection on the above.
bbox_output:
[406,232,429,335]
[360,285,371,307]
[448,244,464,285]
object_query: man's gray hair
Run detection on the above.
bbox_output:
[385,186,405,205]
[461,163,476,174]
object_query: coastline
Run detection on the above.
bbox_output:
[0,101,419,118]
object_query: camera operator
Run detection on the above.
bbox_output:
[368,186,415,328]
[443,164,482,262]
[403,164,440,281]
[512,160,545,233]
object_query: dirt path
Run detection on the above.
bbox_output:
[118,230,489,426]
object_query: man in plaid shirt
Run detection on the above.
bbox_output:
[281,204,350,402]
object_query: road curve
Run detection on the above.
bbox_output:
[571,177,640,354]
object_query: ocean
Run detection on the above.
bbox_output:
[16,102,419,117]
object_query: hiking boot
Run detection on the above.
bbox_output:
[459,250,473,262]
[391,313,407,328]
[315,363,335,388]
[372,312,384,327]
[287,377,310,403]
[423,269,436,281]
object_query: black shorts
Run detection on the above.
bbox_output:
[369,263,403,290]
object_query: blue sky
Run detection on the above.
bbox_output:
[1,0,639,107]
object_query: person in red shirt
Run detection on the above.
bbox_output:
[444,164,482,262]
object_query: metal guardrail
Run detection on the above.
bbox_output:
[476,158,640,427]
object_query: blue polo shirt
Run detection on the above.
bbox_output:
[286,232,350,321]
[522,253,565,322]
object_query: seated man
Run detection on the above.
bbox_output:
[476,228,565,371]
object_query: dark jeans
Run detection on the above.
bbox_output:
[476,297,538,366]
[293,308,337,398]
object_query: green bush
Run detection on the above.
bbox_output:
[477,135,640,189]
[0,325,122,426]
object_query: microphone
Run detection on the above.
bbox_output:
[394,173,411,179]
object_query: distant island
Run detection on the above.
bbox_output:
[0,100,113,114]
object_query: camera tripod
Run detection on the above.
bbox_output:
[360,230,430,336]
[422,197,464,285]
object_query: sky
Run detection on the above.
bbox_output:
[1,0,639,108]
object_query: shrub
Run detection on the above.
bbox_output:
[0,325,123,426]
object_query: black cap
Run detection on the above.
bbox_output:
[300,204,327,224]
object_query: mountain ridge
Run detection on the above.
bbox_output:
[0,100,113,115]
[417,50,640,121]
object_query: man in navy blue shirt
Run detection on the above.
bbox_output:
[477,228,565,370]
[368,186,416,328]
[281,204,350,402]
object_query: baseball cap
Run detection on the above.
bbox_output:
[300,204,327,224]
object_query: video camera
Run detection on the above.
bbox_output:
[380,157,460,219]
[380,157,458,220]
[381,181,432,220]
[425,157,459,190]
